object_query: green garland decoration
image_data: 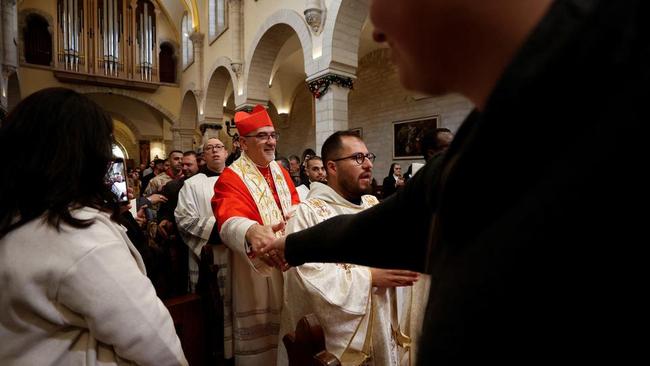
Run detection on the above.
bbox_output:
[307,74,354,99]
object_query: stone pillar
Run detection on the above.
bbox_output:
[171,126,195,151]
[307,73,354,153]
[0,68,7,110]
[1,0,17,67]
[228,0,243,99]
[228,0,243,67]
[0,1,4,67]
[190,31,205,89]
[1,65,16,111]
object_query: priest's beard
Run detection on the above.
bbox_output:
[340,179,372,202]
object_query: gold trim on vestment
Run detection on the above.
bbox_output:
[229,152,293,232]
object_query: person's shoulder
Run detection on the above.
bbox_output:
[2,208,126,266]
[185,172,208,184]
[67,208,126,245]
[296,184,308,192]
[215,167,240,185]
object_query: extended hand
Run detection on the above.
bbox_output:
[158,219,175,240]
[135,204,148,227]
[148,193,168,205]
[370,268,419,288]
[246,222,287,269]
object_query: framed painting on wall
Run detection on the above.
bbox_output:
[392,116,439,159]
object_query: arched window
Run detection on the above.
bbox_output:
[181,13,193,68]
[159,42,176,83]
[24,14,52,66]
[208,0,227,40]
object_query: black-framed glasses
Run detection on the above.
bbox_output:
[205,144,225,152]
[244,132,280,142]
[332,152,376,165]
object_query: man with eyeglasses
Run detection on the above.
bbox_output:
[278,131,420,366]
[211,105,299,365]
[175,139,228,293]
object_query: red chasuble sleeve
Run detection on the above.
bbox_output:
[211,166,301,232]
[212,168,263,232]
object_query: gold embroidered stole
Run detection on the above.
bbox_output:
[229,152,293,233]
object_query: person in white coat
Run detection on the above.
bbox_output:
[0,88,187,366]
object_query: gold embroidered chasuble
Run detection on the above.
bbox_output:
[279,182,425,366]
[214,153,297,365]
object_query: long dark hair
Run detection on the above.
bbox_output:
[0,88,120,238]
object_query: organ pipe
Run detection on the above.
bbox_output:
[56,0,159,82]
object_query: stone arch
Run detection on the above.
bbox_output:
[205,56,236,121]
[179,90,198,129]
[111,117,140,163]
[74,86,177,122]
[18,8,54,65]
[321,0,369,74]
[108,110,143,140]
[159,38,180,84]
[6,71,20,112]
[243,9,314,106]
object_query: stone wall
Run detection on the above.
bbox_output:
[277,83,315,159]
[349,48,474,182]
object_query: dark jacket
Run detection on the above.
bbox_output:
[381,175,398,199]
[285,0,647,363]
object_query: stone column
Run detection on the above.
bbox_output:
[0,1,4,68]
[307,73,354,153]
[1,65,16,111]
[190,31,205,89]
[171,126,196,151]
[2,0,18,67]
[228,0,243,70]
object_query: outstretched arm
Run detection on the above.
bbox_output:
[268,159,443,273]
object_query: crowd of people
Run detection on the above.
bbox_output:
[2,0,646,365]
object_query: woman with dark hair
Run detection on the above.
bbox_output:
[0,88,187,365]
[382,162,405,199]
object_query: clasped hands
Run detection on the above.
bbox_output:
[245,223,289,271]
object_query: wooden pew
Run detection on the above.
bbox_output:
[164,294,206,366]
[283,314,341,366]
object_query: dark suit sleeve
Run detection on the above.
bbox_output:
[285,158,441,273]
[382,176,396,198]
[156,180,183,222]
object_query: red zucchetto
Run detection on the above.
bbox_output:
[234,105,274,137]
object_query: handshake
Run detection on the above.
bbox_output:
[244,222,289,271]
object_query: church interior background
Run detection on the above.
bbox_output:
[0,0,473,176]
